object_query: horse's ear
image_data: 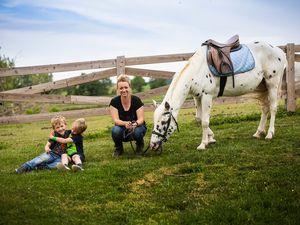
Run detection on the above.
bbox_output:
[164,101,170,111]
[152,100,157,108]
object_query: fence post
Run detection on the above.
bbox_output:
[116,56,125,77]
[286,43,296,112]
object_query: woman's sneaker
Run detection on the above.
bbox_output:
[135,143,145,156]
[72,164,84,172]
[113,146,124,157]
[57,163,70,171]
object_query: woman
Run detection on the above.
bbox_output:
[109,74,147,156]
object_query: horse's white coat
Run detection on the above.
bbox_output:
[150,42,287,150]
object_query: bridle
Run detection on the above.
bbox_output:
[152,111,180,142]
[144,110,179,154]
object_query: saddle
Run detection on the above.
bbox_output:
[202,35,240,96]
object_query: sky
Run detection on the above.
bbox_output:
[0,0,299,81]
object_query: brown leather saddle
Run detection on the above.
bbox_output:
[202,35,241,96]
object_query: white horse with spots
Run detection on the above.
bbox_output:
[150,41,287,150]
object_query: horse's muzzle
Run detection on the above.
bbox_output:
[150,142,161,150]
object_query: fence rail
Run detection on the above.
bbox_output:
[0,53,193,77]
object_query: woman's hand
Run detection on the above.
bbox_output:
[131,121,138,128]
[125,121,133,130]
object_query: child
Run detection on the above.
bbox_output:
[50,118,87,172]
[15,115,71,174]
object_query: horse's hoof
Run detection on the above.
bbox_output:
[208,138,216,144]
[265,133,273,139]
[253,133,261,138]
[253,130,263,138]
[197,143,206,150]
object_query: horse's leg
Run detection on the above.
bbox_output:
[194,97,202,123]
[208,127,216,144]
[194,96,216,144]
[265,87,278,139]
[253,92,269,138]
[264,67,283,139]
[197,94,213,150]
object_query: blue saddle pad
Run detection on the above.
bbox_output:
[208,44,255,76]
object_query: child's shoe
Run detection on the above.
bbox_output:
[72,164,84,172]
[57,163,70,171]
[15,164,29,174]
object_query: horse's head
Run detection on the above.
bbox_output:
[150,101,179,150]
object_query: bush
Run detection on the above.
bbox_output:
[25,106,41,115]
[49,106,60,112]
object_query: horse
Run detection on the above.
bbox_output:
[150,40,287,151]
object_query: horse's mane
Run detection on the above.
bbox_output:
[165,48,206,103]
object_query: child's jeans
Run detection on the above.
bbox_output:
[24,152,61,170]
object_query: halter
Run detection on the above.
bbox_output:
[144,110,179,155]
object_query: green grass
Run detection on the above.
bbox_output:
[0,102,300,225]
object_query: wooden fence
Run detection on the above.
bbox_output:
[0,44,299,124]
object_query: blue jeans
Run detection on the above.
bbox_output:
[112,125,147,148]
[23,152,61,170]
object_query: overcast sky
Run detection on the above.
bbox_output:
[0,0,299,81]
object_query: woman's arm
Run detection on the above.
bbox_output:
[135,106,145,127]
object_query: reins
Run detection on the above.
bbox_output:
[123,128,136,153]
[143,143,162,155]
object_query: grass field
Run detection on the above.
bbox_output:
[0,102,300,225]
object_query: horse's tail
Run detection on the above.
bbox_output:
[277,68,286,100]
[277,46,288,100]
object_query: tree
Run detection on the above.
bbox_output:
[0,47,53,91]
[62,78,113,96]
[0,51,14,91]
[131,76,146,92]
[148,78,170,89]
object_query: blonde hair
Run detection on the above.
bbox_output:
[116,74,132,95]
[117,74,131,87]
[72,118,87,134]
[51,115,67,129]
